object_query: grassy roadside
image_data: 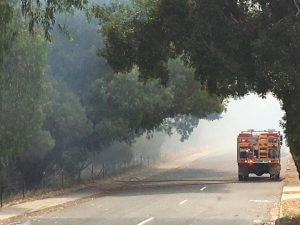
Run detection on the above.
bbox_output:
[1,150,205,208]
[1,164,145,208]
[276,157,300,225]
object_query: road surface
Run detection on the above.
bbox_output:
[17,151,287,225]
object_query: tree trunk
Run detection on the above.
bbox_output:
[290,150,300,179]
[280,88,300,180]
[0,158,3,188]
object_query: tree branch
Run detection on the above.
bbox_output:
[293,0,300,16]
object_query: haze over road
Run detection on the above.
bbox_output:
[160,93,286,154]
[14,94,286,225]
[20,150,286,225]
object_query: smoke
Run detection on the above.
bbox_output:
[159,93,286,157]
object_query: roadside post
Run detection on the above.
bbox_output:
[42,171,46,192]
[0,186,3,208]
[61,169,64,188]
[91,164,94,182]
[22,180,25,199]
[102,163,105,178]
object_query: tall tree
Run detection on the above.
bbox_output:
[44,79,93,178]
[48,12,111,101]
[87,59,224,145]
[0,11,53,187]
[0,24,51,160]
[0,0,15,65]
[93,0,300,176]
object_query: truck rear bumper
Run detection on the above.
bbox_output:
[238,163,281,176]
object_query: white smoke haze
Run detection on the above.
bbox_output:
[159,93,286,157]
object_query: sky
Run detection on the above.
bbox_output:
[159,93,286,156]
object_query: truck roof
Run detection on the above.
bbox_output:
[238,130,280,138]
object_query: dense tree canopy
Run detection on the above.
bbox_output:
[93,0,300,175]
[0,6,54,187]
[87,59,224,145]
[44,79,93,178]
[0,1,225,190]
[2,0,300,181]
[0,23,50,160]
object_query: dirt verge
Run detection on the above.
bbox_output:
[276,155,300,225]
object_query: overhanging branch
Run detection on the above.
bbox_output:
[293,0,300,16]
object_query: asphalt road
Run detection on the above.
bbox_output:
[21,151,287,225]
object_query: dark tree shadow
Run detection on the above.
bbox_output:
[276,216,300,225]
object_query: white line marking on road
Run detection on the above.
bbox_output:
[253,219,262,224]
[9,222,32,225]
[200,186,207,191]
[136,217,154,225]
[249,200,270,203]
[178,200,188,206]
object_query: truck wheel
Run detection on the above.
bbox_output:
[239,175,248,181]
[270,174,279,181]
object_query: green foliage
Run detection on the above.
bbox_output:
[16,131,55,188]
[0,1,226,187]
[48,12,111,101]
[0,6,54,188]
[0,23,51,159]
[20,0,89,40]
[250,3,300,152]
[0,0,15,65]
[88,58,224,145]
[95,0,300,174]
[93,0,256,91]
[44,79,93,176]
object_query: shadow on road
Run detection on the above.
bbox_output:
[142,167,236,181]
[106,167,281,197]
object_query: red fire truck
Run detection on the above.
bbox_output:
[237,130,282,181]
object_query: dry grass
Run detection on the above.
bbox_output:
[282,199,300,217]
[275,194,300,225]
[2,180,98,208]
[1,159,172,208]
[284,171,300,183]
[1,164,150,208]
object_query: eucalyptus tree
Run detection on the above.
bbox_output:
[92,0,300,176]
[87,59,224,146]
[0,13,53,186]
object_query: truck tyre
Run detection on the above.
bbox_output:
[270,174,279,181]
[238,175,243,181]
[239,174,248,181]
